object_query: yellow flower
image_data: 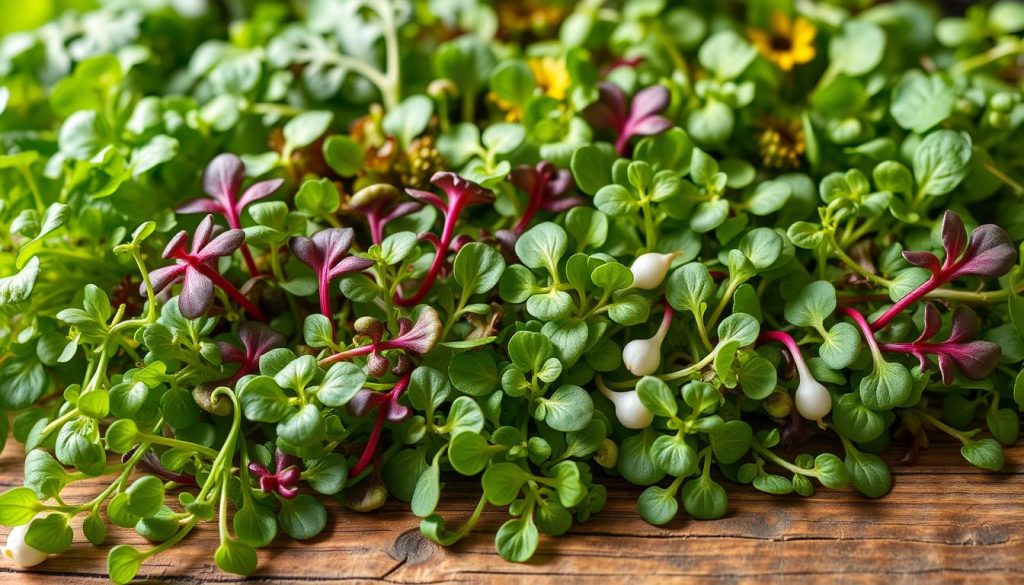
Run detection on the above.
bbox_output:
[528,56,571,100]
[749,13,817,71]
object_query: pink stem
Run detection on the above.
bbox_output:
[318,343,375,367]
[877,342,947,356]
[226,210,261,278]
[513,176,547,234]
[367,209,384,246]
[869,274,939,331]
[351,406,387,477]
[394,206,460,307]
[318,273,335,338]
[193,263,267,322]
[658,301,674,333]
[839,307,882,357]
[350,374,411,476]
[756,330,803,361]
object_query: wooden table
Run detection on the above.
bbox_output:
[1,439,1021,584]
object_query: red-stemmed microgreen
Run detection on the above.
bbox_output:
[508,162,581,235]
[876,303,1001,385]
[580,82,673,156]
[397,172,494,306]
[247,449,301,499]
[147,214,267,321]
[871,210,1016,330]
[347,372,412,476]
[349,184,424,245]
[290,227,375,323]
[319,307,442,372]
[218,322,286,384]
[177,154,284,277]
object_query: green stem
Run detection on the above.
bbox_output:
[951,39,1024,75]
[828,232,892,287]
[138,433,220,459]
[706,279,739,329]
[751,442,816,477]
[18,165,46,212]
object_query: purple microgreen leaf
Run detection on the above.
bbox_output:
[179,268,214,319]
[218,322,285,382]
[178,154,283,277]
[875,211,1017,331]
[378,307,442,356]
[955,224,1017,278]
[939,210,967,267]
[581,82,672,156]
[148,214,266,321]
[289,227,373,321]
[879,305,1001,385]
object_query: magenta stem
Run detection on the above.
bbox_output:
[839,306,882,357]
[351,405,387,477]
[756,330,802,360]
[194,263,267,321]
[317,273,335,338]
[350,374,411,476]
[659,301,674,332]
[513,175,547,234]
[877,342,948,356]
[318,343,375,366]
[395,202,463,307]
[226,210,261,278]
[869,274,939,331]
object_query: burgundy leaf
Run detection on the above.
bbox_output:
[248,449,302,499]
[378,307,443,355]
[873,210,1017,331]
[179,269,214,319]
[290,227,374,321]
[177,153,284,277]
[218,322,285,382]
[320,306,443,367]
[581,82,673,156]
[879,304,1001,385]
[146,214,265,321]
[955,224,1017,278]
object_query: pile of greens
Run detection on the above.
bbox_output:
[1,0,1023,580]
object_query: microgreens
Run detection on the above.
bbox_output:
[581,82,673,156]
[177,154,284,277]
[290,227,375,323]
[2,1,1024,580]
[399,172,495,306]
[147,215,266,321]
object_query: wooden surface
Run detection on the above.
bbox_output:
[1,439,1022,584]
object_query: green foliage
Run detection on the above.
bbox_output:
[0,0,1020,577]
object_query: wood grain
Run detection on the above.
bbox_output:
[1,439,1022,585]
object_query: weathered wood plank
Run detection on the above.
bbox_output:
[1,439,1021,584]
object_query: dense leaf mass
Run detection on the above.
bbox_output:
[0,0,1023,580]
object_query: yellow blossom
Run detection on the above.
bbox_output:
[749,13,817,71]
[528,56,570,100]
